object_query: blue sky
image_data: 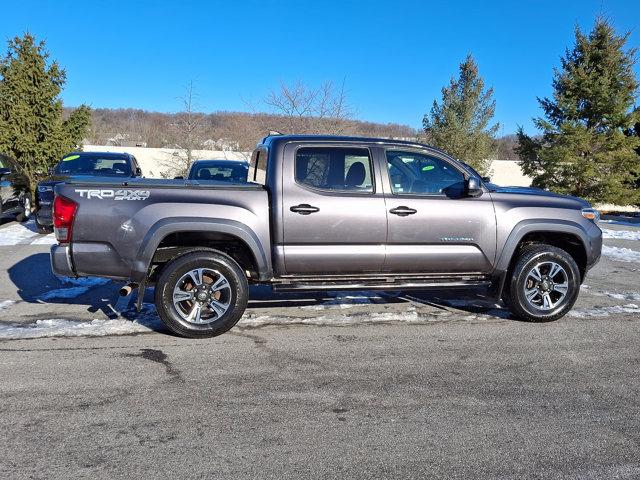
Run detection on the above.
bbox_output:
[2,0,639,134]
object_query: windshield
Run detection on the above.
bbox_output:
[55,153,131,176]
[189,161,248,182]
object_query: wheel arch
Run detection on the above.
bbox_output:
[132,217,272,283]
[492,220,590,299]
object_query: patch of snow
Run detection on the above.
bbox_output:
[30,234,57,245]
[39,277,111,301]
[0,300,15,311]
[568,304,640,318]
[600,219,640,227]
[0,220,56,246]
[601,245,640,263]
[239,308,422,328]
[0,317,161,339]
[0,223,37,246]
[583,288,640,302]
[601,228,640,241]
[301,291,387,310]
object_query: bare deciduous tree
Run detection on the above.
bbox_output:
[263,80,355,135]
[163,81,206,177]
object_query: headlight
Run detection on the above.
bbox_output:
[37,185,53,193]
[581,208,600,222]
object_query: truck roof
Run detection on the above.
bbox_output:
[63,151,135,160]
[259,134,443,152]
[258,134,475,177]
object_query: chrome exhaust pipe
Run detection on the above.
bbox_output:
[119,283,137,297]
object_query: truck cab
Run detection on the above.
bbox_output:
[251,136,497,278]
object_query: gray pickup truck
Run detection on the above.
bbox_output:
[50,135,602,338]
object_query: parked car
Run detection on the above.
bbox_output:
[50,135,602,338]
[185,159,249,182]
[0,154,32,223]
[35,151,142,233]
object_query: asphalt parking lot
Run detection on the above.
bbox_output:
[0,218,639,478]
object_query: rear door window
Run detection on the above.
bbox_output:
[295,147,373,193]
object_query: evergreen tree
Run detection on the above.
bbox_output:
[517,19,640,205]
[423,54,499,174]
[0,33,91,193]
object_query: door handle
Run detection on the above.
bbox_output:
[389,206,417,217]
[290,204,320,215]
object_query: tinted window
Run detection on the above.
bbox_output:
[386,150,464,196]
[250,148,267,185]
[189,162,248,182]
[55,153,131,176]
[295,147,373,193]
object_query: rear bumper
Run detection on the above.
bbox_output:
[36,204,53,226]
[50,244,75,277]
[51,241,131,280]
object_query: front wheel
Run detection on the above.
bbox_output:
[155,249,248,338]
[506,244,581,322]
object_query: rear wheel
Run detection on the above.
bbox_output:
[155,250,248,338]
[506,244,581,322]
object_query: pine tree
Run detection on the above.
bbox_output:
[423,54,499,174]
[517,19,640,205]
[0,33,91,193]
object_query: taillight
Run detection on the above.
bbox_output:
[53,195,78,243]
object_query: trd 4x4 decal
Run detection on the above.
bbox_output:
[75,189,150,200]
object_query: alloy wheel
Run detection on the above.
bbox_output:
[523,261,569,311]
[172,268,232,325]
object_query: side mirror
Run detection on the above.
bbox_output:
[466,177,483,198]
[174,175,184,180]
[48,167,55,175]
[482,176,491,183]
[134,167,142,177]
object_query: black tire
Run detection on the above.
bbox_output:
[154,249,248,338]
[506,244,581,322]
[34,214,53,234]
[16,194,32,223]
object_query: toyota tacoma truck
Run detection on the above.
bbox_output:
[50,135,602,338]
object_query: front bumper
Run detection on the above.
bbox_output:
[50,244,75,277]
[585,222,603,272]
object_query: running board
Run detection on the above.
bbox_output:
[272,277,491,292]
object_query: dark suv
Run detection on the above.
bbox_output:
[186,159,249,182]
[0,154,32,223]
[35,151,142,233]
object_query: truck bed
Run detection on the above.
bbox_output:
[53,178,270,281]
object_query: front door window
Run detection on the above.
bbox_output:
[386,150,465,197]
